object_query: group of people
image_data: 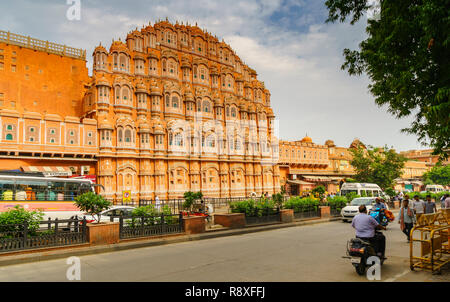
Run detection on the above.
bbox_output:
[1,185,75,201]
[351,192,450,259]
[399,193,450,242]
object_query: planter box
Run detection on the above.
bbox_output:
[319,206,331,218]
[183,216,206,234]
[280,209,294,223]
[86,222,120,245]
[214,213,245,228]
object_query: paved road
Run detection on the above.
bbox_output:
[0,219,448,282]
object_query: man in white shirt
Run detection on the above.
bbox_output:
[411,195,425,221]
[155,196,161,212]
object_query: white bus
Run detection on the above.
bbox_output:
[0,172,95,213]
[424,184,445,193]
[340,183,383,197]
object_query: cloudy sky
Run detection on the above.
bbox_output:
[0,0,426,151]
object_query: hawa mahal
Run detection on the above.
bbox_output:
[0,20,280,201]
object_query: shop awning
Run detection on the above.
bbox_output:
[287,180,315,185]
[302,176,333,182]
[21,166,73,177]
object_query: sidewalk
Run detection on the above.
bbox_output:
[0,215,341,267]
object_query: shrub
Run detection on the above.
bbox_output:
[284,197,320,213]
[129,205,157,227]
[74,192,112,223]
[230,199,278,217]
[0,205,44,238]
[272,193,284,209]
[326,196,347,210]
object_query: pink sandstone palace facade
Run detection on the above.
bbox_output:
[0,21,280,201]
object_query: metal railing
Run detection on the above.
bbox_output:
[110,213,183,240]
[243,207,281,225]
[0,218,87,253]
[116,196,288,214]
[0,30,86,60]
[291,206,321,220]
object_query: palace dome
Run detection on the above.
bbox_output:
[325,140,336,147]
[301,136,313,143]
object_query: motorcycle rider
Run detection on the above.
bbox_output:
[352,205,387,259]
[374,197,386,210]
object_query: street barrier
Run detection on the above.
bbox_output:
[409,209,449,274]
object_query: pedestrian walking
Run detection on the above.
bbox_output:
[444,194,450,209]
[155,195,161,212]
[399,199,415,242]
[411,194,425,222]
[440,194,447,209]
[424,195,437,214]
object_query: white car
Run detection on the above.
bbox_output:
[70,206,136,223]
[341,197,377,222]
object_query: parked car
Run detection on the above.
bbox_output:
[70,206,136,223]
[340,197,377,222]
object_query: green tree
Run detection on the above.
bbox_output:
[74,192,112,223]
[312,185,326,200]
[422,164,450,186]
[349,146,407,190]
[182,191,203,212]
[0,205,44,237]
[325,0,450,159]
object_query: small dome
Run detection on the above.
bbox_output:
[93,44,107,54]
[301,136,313,143]
[325,140,335,147]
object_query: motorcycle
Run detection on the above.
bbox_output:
[369,207,394,227]
[343,231,386,276]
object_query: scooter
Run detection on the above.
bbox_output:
[369,207,390,227]
[343,231,386,276]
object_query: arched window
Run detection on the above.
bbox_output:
[113,53,118,70]
[5,134,13,141]
[172,96,179,108]
[174,132,183,146]
[197,100,201,112]
[118,129,123,143]
[115,87,121,103]
[124,129,132,143]
[231,107,236,117]
[119,54,127,71]
[165,95,170,108]
[203,101,210,113]
[162,59,167,73]
[122,87,130,105]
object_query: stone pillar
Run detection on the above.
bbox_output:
[319,206,331,219]
[214,213,245,228]
[183,216,206,234]
[86,222,120,245]
[280,209,294,223]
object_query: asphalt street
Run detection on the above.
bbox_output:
[0,214,449,282]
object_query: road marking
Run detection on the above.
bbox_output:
[383,269,410,282]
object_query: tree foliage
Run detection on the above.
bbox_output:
[349,146,407,190]
[422,164,450,186]
[74,192,112,223]
[182,191,203,211]
[325,0,450,158]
